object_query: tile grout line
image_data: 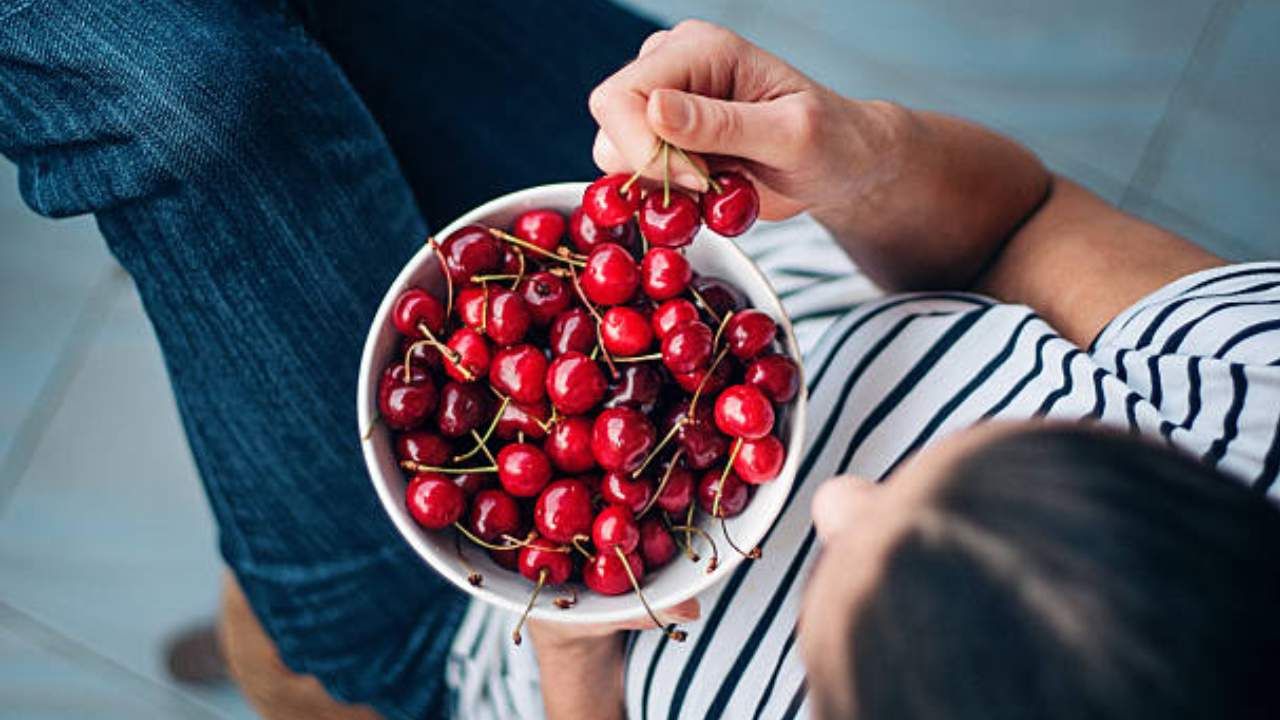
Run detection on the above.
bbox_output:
[0,598,233,720]
[1119,0,1241,208]
[0,265,127,514]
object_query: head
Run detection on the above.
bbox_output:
[801,422,1280,720]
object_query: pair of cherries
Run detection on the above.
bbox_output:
[583,166,759,248]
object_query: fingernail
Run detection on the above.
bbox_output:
[657,91,692,132]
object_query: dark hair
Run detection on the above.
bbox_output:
[830,425,1280,720]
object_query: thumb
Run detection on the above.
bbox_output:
[647,89,786,166]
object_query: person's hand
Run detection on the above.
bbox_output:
[588,20,901,224]
[528,597,700,650]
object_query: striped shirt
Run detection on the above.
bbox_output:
[445,217,1280,720]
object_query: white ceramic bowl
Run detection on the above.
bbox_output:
[358,182,806,624]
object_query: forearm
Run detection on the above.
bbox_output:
[530,631,627,720]
[811,102,1051,292]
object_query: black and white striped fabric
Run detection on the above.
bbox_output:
[444,217,1280,720]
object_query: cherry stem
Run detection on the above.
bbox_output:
[668,524,720,573]
[478,283,490,335]
[511,567,547,645]
[615,546,686,642]
[360,412,380,441]
[687,347,730,420]
[400,460,497,474]
[636,216,650,255]
[638,448,684,518]
[425,236,454,321]
[621,140,665,194]
[454,522,529,552]
[416,323,472,381]
[513,248,527,288]
[570,534,595,561]
[553,587,579,610]
[472,428,497,464]
[662,142,671,209]
[632,417,686,479]
[454,533,483,586]
[470,273,519,283]
[721,516,762,560]
[682,503,698,560]
[566,264,618,379]
[489,227,585,267]
[687,285,723,326]
[500,533,571,552]
[613,352,663,363]
[670,144,722,194]
[711,437,744,519]
[712,310,735,349]
[453,395,510,462]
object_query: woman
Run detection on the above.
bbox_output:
[444,20,1280,720]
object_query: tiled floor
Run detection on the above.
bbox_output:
[0,1,1275,718]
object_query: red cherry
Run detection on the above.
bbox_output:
[654,463,695,514]
[584,549,644,596]
[450,472,490,495]
[497,442,553,497]
[665,400,730,470]
[545,416,596,473]
[714,384,775,439]
[582,174,642,228]
[697,468,750,517]
[725,309,777,359]
[600,306,653,356]
[549,308,597,356]
[640,247,692,300]
[392,288,446,336]
[456,286,488,331]
[690,275,747,317]
[603,363,663,414]
[406,475,465,529]
[591,407,656,473]
[435,381,490,438]
[490,344,548,404]
[444,327,491,382]
[490,546,520,572]
[745,354,801,404]
[534,479,595,543]
[545,352,607,414]
[701,171,760,237]
[518,536,573,585]
[592,505,640,554]
[500,245,523,275]
[485,288,532,346]
[661,320,713,374]
[639,516,677,569]
[396,431,452,465]
[638,191,701,248]
[378,364,437,429]
[400,336,443,371]
[569,205,637,254]
[469,489,522,541]
[581,243,639,306]
[600,470,653,514]
[512,208,566,252]
[734,435,785,484]
[519,271,572,325]
[673,355,735,394]
[495,399,551,441]
[652,298,699,341]
[442,224,503,284]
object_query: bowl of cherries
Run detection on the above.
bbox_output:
[358,161,804,643]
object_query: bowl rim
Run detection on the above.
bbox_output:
[357,181,807,623]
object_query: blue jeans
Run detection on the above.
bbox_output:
[0,1,655,717]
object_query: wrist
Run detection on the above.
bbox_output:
[807,97,913,237]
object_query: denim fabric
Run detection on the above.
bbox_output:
[0,1,654,718]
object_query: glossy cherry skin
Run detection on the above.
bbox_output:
[745,354,801,404]
[690,275,747,317]
[495,399,550,441]
[714,384,775,439]
[640,247,693,300]
[484,288,532,346]
[490,546,520,572]
[639,516,677,569]
[665,400,730,470]
[600,471,652,514]
[638,190,701,248]
[444,327,491,382]
[569,205,636,254]
[654,463,695,514]
[396,430,451,465]
[469,489,522,541]
[533,479,595,543]
[581,243,639,306]
[518,537,573,585]
[546,352,607,414]
[442,224,503,284]
[435,381,490,438]
[497,442,553,497]
[603,363,662,414]
[392,288,446,336]
[513,208,566,252]
[519,271,572,325]
[456,286,488,331]
[673,355,736,395]
[378,364,437,429]
[734,435,785,484]
[549,308,596,356]
[490,344,548,404]
[725,309,777,359]
[697,468,750,518]
[661,320,714,374]
[450,472,490,495]
[500,244,523,275]
[701,171,760,237]
[652,298,700,341]
[400,336,443,371]
[592,407,656,473]
[585,549,645,596]
[406,475,466,529]
[545,416,596,473]
[582,173,642,228]
[600,306,653,356]
[592,505,640,554]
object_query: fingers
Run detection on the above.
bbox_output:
[618,598,701,631]
[646,90,797,167]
